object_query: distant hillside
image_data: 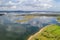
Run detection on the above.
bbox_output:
[0,10,60,13]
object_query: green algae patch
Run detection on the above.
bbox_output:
[28,24,60,40]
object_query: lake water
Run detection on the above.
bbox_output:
[0,12,60,40]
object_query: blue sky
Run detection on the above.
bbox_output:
[0,0,60,11]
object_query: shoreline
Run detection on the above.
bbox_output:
[27,24,54,40]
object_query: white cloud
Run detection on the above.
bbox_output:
[38,0,52,2]
[0,1,2,4]
[9,1,13,4]
[13,0,54,10]
[11,6,17,9]
[6,1,16,5]
[40,3,53,9]
[0,0,55,11]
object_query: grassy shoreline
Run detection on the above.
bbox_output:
[28,24,60,40]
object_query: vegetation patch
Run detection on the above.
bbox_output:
[28,24,60,40]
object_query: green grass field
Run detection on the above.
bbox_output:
[28,24,60,40]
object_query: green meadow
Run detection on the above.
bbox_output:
[28,24,60,40]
